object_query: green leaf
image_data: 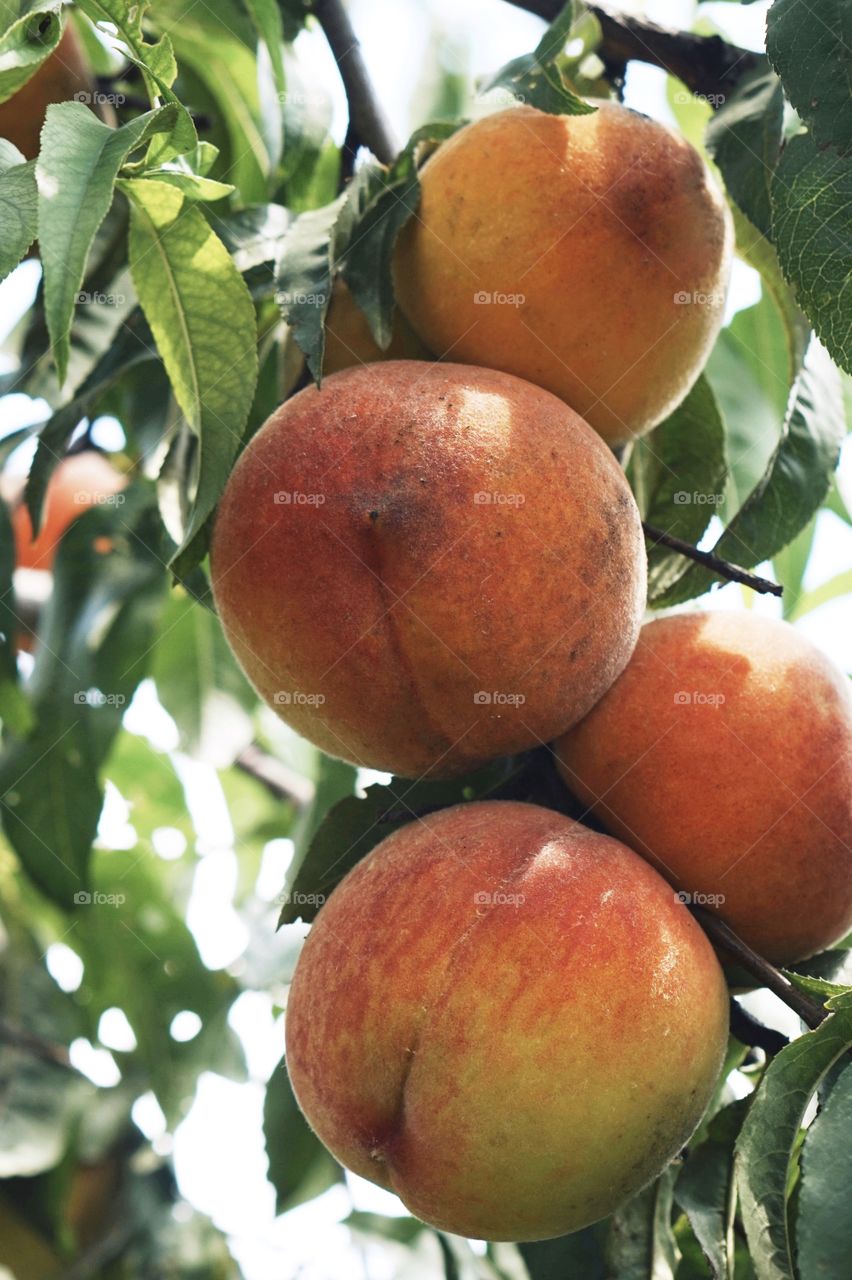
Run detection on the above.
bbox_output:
[280,760,522,927]
[736,992,852,1280]
[132,163,233,202]
[263,1058,342,1213]
[0,496,33,736]
[606,1168,680,1280]
[796,1060,852,1278]
[789,566,852,620]
[122,178,258,569]
[37,102,182,385]
[730,205,811,386]
[626,376,727,604]
[274,195,344,381]
[771,131,852,374]
[25,307,155,535]
[241,0,284,97]
[675,1099,749,1280]
[706,63,783,236]
[662,341,844,605]
[767,0,852,153]
[0,149,36,280]
[0,0,62,103]
[480,2,597,117]
[520,1225,609,1280]
[338,120,460,351]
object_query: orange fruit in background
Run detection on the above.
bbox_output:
[11,452,127,572]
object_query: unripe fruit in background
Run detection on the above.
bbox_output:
[0,26,100,160]
[211,361,646,778]
[394,102,733,445]
[322,277,431,376]
[10,452,127,572]
[554,611,852,963]
[285,800,729,1241]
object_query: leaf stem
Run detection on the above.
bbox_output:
[642,522,783,598]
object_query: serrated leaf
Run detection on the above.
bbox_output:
[37,102,181,384]
[735,991,852,1280]
[706,63,783,235]
[274,195,344,381]
[0,154,35,280]
[795,1058,852,1277]
[626,376,727,603]
[606,1168,680,1280]
[122,177,258,569]
[675,1099,749,1280]
[481,1,596,117]
[771,131,851,374]
[659,341,844,605]
[0,0,62,103]
[767,0,852,154]
[263,1058,342,1213]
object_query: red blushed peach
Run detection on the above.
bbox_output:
[554,611,852,963]
[394,102,733,445]
[210,360,646,778]
[284,800,729,1241]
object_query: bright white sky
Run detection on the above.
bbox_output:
[5,2,852,1276]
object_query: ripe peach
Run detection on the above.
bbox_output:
[0,26,99,161]
[554,611,852,963]
[394,103,733,445]
[210,361,646,778]
[284,800,729,1241]
[11,452,126,571]
[322,278,431,376]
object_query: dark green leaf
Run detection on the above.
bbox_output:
[0,148,36,280]
[520,1223,609,1280]
[736,991,852,1280]
[796,1059,852,1278]
[706,64,783,235]
[771,132,852,374]
[480,2,596,117]
[767,0,852,153]
[274,195,343,381]
[675,1099,749,1280]
[263,1058,341,1213]
[606,1168,679,1279]
[0,1,63,103]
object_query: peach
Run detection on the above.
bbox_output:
[554,611,852,963]
[11,452,126,572]
[0,26,101,161]
[322,277,431,376]
[284,800,729,1241]
[394,103,733,445]
[210,360,646,778]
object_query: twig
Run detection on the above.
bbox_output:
[504,0,759,101]
[0,1016,73,1069]
[235,743,315,809]
[691,907,827,1030]
[728,999,789,1057]
[313,0,397,165]
[643,522,783,598]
